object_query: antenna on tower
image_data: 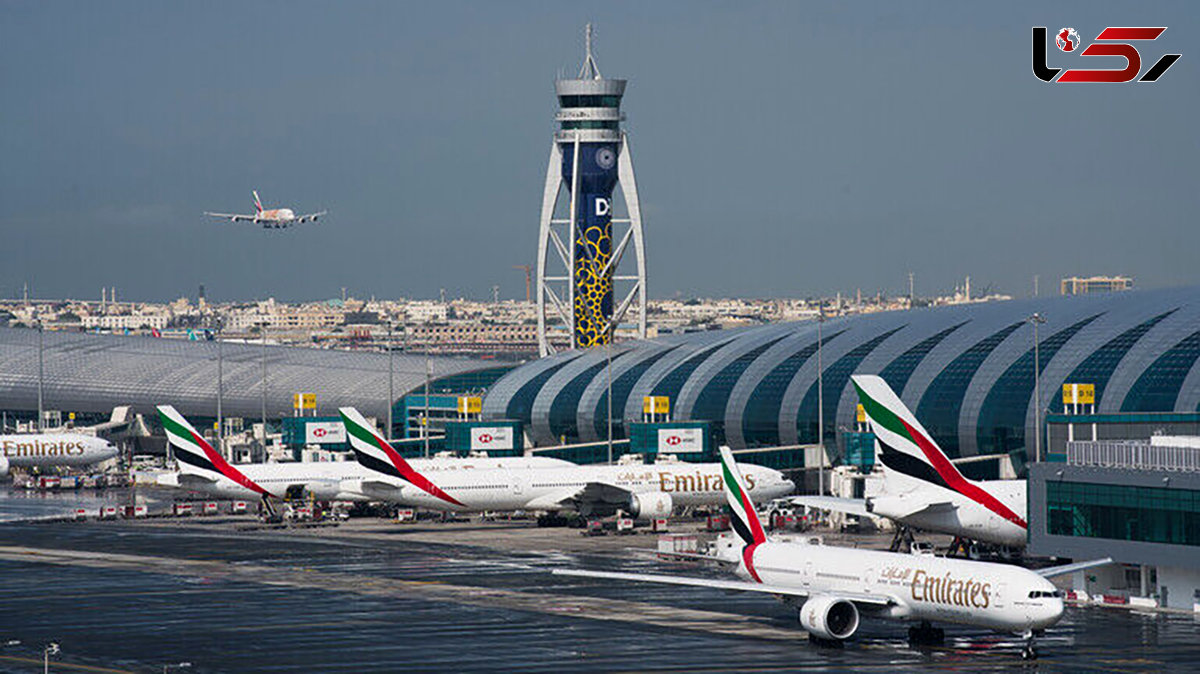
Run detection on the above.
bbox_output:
[579,22,602,79]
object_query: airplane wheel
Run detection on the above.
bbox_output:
[1022,646,1038,660]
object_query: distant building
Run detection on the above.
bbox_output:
[1061,276,1133,296]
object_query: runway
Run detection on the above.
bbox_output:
[0,519,1197,672]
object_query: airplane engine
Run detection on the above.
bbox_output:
[0,454,8,476]
[798,595,860,641]
[627,491,673,519]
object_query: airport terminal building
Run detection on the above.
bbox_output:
[482,285,1200,469]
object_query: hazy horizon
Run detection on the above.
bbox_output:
[2,3,1196,304]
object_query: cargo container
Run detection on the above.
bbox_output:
[98,506,118,520]
[173,502,194,517]
[202,502,219,516]
[231,501,249,515]
[122,505,148,518]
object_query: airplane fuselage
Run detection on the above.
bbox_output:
[159,456,573,502]
[0,433,118,472]
[745,539,1063,633]
[870,478,1028,547]
[356,461,794,514]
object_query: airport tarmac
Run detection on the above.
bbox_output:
[0,509,1198,673]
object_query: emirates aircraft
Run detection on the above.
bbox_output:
[204,190,326,229]
[155,406,569,504]
[0,433,118,476]
[555,447,1110,659]
[791,375,1028,548]
[339,406,794,519]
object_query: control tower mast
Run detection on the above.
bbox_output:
[536,24,647,356]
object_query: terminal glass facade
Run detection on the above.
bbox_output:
[1046,480,1200,547]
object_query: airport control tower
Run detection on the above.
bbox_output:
[536,25,646,356]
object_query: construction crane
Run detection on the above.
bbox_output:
[513,265,533,303]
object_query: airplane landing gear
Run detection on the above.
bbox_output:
[1020,631,1038,660]
[907,621,944,645]
[889,525,915,553]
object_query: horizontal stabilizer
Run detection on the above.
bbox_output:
[1037,557,1114,579]
[790,495,870,517]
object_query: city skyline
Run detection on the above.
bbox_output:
[2,3,1196,304]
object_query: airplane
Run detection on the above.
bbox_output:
[790,375,1028,549]
[0,433,118,476]
[339,406,794,519]
[204,190,326,229]
[554,447,1111,659]
[154,405,571,505]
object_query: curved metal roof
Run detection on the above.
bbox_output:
[483,285,1200,459]
[0,328,495,421]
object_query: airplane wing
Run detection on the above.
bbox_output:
[204,212,259,223]
[552,569,892,606]
[295,211,327,224]
[524,481,631,511]
[1036,557,1114,579]
[790,495,871,517]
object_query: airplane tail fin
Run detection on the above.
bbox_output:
[718,447,766,547]
[338,407,464,507]
[252,190,263,214]
[157,405,222,478]
[850,374,971,493]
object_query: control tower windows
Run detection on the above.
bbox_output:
[560,120,620,131]
[559,95,622,108]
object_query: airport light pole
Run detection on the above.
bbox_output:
[1029,313,1047,464]
[817,303,825,498]
[36,320,44,431]
[424,353,431,458]
[260,322,268,456]
[606,319,614,465]
[43,642,59,674]
[387,319,394,441]
[215,320,224,459]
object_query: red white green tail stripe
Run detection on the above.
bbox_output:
[718,446,766,582]
[338,407,464,507]
[157,405,269,496]
[850,375,1027,529]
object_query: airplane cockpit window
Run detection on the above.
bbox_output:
[1028,590,1064,599]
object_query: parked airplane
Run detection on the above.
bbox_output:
[0,433,118,476]
[791,375,1028,548]
[155,406,569,503]
[339,406,794,518]
[555,447,1109,659]
[204,190,326,229]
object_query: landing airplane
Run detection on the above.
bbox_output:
[204,190,326,229]
[555,447,1110,659]
[155,405,570,504]
[791,375,1028,548]
[340,406,794,519]
[0,433,118,476]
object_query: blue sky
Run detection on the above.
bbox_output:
[1,2,1196,303]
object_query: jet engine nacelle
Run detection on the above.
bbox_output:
[628,491,673,519]
[798,595,860,641]
[0,454,8,476]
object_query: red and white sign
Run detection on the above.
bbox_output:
[658,428,703,452]
[305,421,346,444]
[470,426,514,450]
